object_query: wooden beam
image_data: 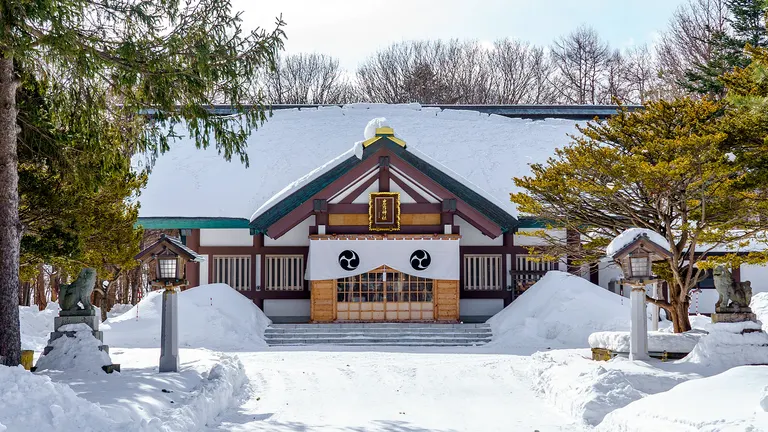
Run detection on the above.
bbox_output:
[328,203,441,213]
[338,173,378,204]
[379,156,390,193]
[390,173,429,204]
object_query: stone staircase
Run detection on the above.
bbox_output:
[264,323,493,347]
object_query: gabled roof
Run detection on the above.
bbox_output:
[135,234,204,262]
[249,131,519,235]
[137,104,585,220]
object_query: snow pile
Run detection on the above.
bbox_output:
[139,105,582,219]
[597,366,768,431]
[680,321,768,371]
[363,117,390,139]
[606,228,671,257]
[762,386,768,413]
[19,302,60,352]
[160,355,248,431]
[103,284,271,350]
[0,365,135,431]
[526,350,693,426]
[589,330,703,353]
[35,324,112,374]
[488,271,634,348]
[658,314,711,332]
[108,304,134,319]
[752,291,768,332]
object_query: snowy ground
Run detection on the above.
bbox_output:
[7,279,768,431]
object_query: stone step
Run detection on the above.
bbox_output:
[264,328,492,334]
[266,338,491,346]
[265,332,491,339]
[269,323,490,329]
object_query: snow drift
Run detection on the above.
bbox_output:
[597,366,768,431]
[752,291,768,332]
[103,284,271,350]
[488,271,635,348]
[679,321,768,371]
[35,324,113,374]
[19,302,60,352]
[0,365,136,431]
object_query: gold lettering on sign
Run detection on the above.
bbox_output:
[369,192,401,232]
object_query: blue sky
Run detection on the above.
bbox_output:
[234,0,687,71]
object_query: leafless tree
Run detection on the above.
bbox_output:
[356,40,493,104]
[263,53,357,104]
[550,25,611,104]
[486,39,558,104]
[621,44,662,103]
[655,0,729,96]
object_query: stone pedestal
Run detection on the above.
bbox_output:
[43,310,109,355]
[712,311,758,324]
[629,286,649,361]
[159,289,179,373]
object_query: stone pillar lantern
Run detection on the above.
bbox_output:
[607,231,672,361]
[135,234,203,372]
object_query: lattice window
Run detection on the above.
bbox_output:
[514,254,558,292]
[265,255,305,291]
[463,254,503,290]
[336,267,433,303]
[213,255,251,291]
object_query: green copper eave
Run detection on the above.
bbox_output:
[136,217,250,229]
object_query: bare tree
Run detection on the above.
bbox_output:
[621,45,662,103]
[487,39,558,104]
[356,40,493,104]
[550,25,611,104]
[263,53,357,104]
[655,0,729,96]
[599,49,630,103]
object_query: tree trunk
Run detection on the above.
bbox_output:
[668,297,692,333]
[0,55,21,366]
[35,265,46,311]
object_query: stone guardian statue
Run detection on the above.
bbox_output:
[58,267,97,315]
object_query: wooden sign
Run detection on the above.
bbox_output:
[369,192,400,231]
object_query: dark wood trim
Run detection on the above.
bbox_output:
[379,156,390,193]
[339,172,378,204]
[328,203,441,213]
[267,154,383,238]
[390,173,429,204]
[198,246,258,255]
[324,225,448,235]
[185,229,201,287]
[259,246,310,254]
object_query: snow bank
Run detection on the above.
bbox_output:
[363,117,390,139]
[0,365,135,431]
[139,105,582,219]
[488,271,635,348]
[103,284,271,350]
[606,228,671,257]
[19,302,60,352]
[525,350,693,426]
[679,321,768,371]
[589,331,703,353]
[597,366,768,431]
[752,292,768,332]
[160,355,248,431]
[35,324,112,374]
[108,303,134,319]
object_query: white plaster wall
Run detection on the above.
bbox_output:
[200,228,253,247]
[329,169,377,203]
[456,216,503,246]
[199,254,209,285]
[689,288,718,314]
[264,216,315,247]
[389,180,417,203]
[264,299,311,317]
[352,182,379,204]
[598,259,624,290]
[513,228,567,246]
[741,263,768,294]
[459,299,504,317]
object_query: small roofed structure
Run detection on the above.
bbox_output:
[608,230,672,286]
[135,234,204,289]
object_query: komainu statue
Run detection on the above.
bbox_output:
[713,265,752,313]
[59,268,97,315]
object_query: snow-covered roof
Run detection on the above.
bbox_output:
[606,228,672,257]
[137,104,583,219]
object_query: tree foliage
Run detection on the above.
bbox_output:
[511,99,768,333]
[0,0,285,366]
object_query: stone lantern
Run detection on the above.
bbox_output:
[135,234,203,372]
[608,231,671,360]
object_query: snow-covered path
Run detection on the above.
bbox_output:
[207,349,589,432]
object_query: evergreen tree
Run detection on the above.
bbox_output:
[511,99,768,333]
[684,0,768,96]
[0,0,285,366]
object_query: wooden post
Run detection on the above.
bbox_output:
[435,280,459,321]
[310,280,336,322]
